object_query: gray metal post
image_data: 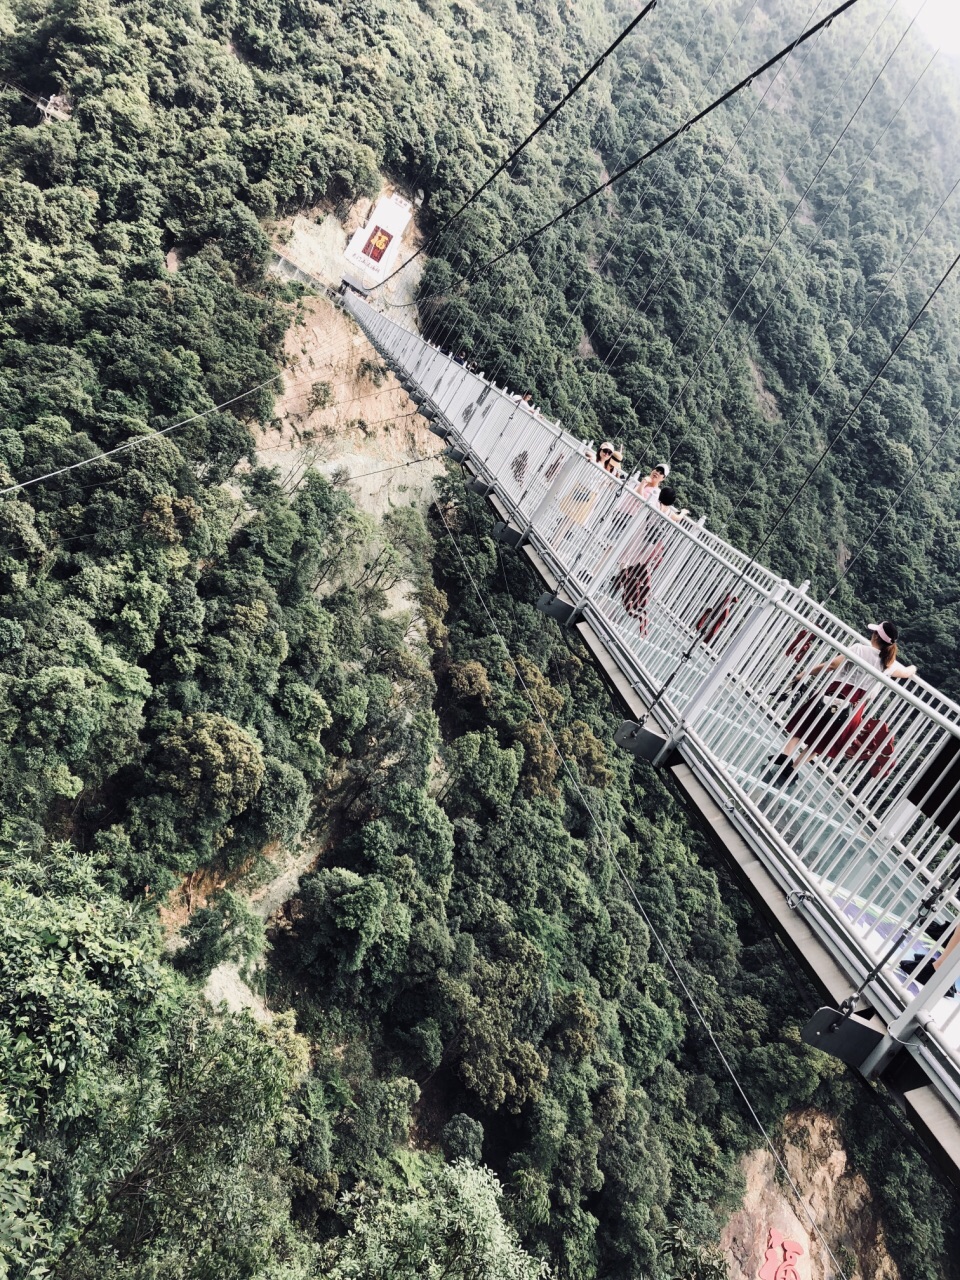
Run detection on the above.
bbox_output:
[657,589,788,758]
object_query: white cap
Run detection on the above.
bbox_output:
[868,621,898,644]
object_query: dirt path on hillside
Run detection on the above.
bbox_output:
[256,293,445,518]
[201,840,324,1024]
[204,294,447,1022]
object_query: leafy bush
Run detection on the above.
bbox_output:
[175,890,267,982]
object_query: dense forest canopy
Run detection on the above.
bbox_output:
[1,0,959,1276]
[417,0,960,696]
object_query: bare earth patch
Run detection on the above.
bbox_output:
[721,1109,900,1280]
[205,962,272,1023]
[257,293,445,520]
[196,841,327,1023]
[748,353,780,422]
[272,183,425,309]
[197,196,443,1022]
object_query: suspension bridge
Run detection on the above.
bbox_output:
[343,286,960,1188]
[0,78,71,121]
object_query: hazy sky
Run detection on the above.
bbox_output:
[912,0,960,58]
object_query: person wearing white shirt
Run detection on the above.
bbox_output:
[638,461,670,506]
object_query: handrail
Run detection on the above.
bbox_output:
[406,321,960,729]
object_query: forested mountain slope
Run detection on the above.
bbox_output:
[420,0,960,696]
[426,0,960,1253]
[1,0,959,1277]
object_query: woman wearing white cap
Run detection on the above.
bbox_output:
[767,620,917,787]
[639,461,670,505]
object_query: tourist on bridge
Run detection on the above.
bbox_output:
[602,447,624,478]
[587,441,616,465]
[609,485,687,625]
[767,621,917,787]
[607,461,671,535]
[551,448,607,546]
[639,461,670,505]
[653,486,688,522]
[509,389,535,411]
[900,920,959,999]
[609,467,650,538]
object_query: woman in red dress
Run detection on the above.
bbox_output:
[767,621,916,787]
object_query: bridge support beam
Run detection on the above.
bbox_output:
[537,592,577,626]
[492,521,527,549]
[614,720,674,765]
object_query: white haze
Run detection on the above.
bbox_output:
[910,0,960,58]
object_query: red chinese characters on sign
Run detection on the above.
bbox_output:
[759,1228,804,1280]
[361,226,393,263]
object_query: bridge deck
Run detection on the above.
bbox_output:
[343,289,960,1183]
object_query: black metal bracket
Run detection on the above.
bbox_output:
[444,446,469,464]
[467,479,495,496]
[801,1007,886,1069]
[429,422,450,439]
[491,521,527,549]
[537,593,577,626]
[613,720,671,764]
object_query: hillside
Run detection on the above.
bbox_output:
[1,0,959,1278]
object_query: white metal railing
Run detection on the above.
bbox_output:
[344,290,960,1117]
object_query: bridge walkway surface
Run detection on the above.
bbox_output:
[342,288,960,1186]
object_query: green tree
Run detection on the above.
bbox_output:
[175,888,266,982]
[321,1161,548,1280]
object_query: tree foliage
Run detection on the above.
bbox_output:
[1,0,959,1276]
[321,1161,548,1280]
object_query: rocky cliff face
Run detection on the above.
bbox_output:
[721,1110,900,1280]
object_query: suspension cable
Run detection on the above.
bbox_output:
[732,158,960,519]
[820,402,960,604]
[469,0,764,416]
[638,238,960,725]
[372,0,660,294]
[468,0,861,279]
[557,0,838,438]
[645,8,928,469]
[419,0,717,369]
[753,247,960,562]
[0,376,284,498]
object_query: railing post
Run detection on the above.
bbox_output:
[857,941,960,1079]
[879,942,960,1048]
[657,587,789,756]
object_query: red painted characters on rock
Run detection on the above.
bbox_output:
[361,226,393,263]
[758,1228,804,1280]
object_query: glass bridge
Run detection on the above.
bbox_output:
[342,287,960,1183]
